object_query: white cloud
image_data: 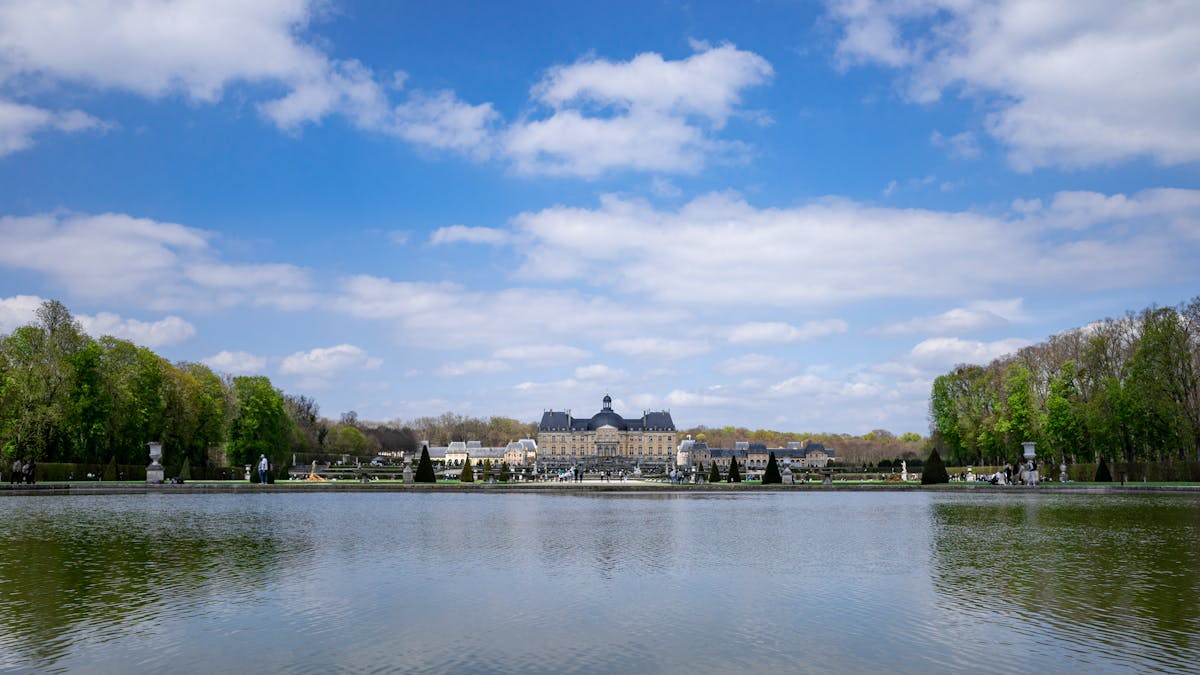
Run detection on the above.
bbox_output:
[871,299,1026,336]
[434,359,510,377]
[728,319,848,344]
[0,294,42,333]
[429,225,511,246]
[280,344,382,377]
[389,91,498,159]
[504,42,772,176]
[331,274,687,350]
[510,190,1197,307]
[203,350,267,376]
[827,0,1200,169]
[0,100,107,155]
[493,344,590,365]
[930,130,980,159]
[603,337,710,359]
[906,337,1031,372]
[574,364,628,381]
[0,211,316,311]
[714,353,786,376]
[77,312,195,347]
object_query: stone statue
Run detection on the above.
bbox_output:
[900,460,909,481]
[1060,461,1068,483]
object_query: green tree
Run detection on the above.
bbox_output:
[708,461,720,483]
[326,424,368,455]
[481,458,493,481]
[762,451,781,484]
[227,376,287,468]
[728,456,741,483]
[414,444,436,483]
[459,456,474,482]
[179,456,191,481]
[499,461,511,482]
[1045,361,1086,464]
[921,448,949,485]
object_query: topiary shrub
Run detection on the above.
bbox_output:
[708,461,721,484]
[415,445,436,483]
[103,456,117,481]
[499,461,511,482]
[459,456,474,483]
[1095,457,1112,482]
[482,458,493,481]
[762,452,782,484]
[921,448,950,485]
[728,456,742,483]
[179,457,191,481]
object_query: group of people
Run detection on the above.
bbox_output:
[8,458,37,485]
[958,459,1042,485]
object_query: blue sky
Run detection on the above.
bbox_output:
[1,0,1198,435]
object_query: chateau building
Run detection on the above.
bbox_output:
[678,438,834,472]
[537,394,676,466]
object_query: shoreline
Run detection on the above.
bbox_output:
[3,481,1198,496]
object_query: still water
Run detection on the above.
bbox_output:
[1,491,1197,673]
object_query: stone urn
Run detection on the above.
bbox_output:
[146,441,165,484]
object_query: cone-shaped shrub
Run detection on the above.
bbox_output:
[728,456,742,483]
[103,456,117,481]
[459,456,474,483]
[179,457,191,481]
[708,461,721,483]
[415,445,436,483]
[499,461,511,482]
[482,459,493,481]
[763,452,782,484]
[1095,457,1112,482]
[921,448,950,485]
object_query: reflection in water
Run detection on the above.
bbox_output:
[1,491,1197,673]
[929,493,1200,673]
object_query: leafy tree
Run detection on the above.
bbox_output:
[762,451,781,484]
[708,461,720,483]
[414,444,436,483]
[459,456,474,482]
[921,448,949,485]
[728,456,741,483]
[326,424,368,455]
[1095,456,1112,482]
[227,376,287,468]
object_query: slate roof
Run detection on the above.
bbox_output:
[538,395,675,432]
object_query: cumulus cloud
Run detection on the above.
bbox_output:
[434,359,510,377]
[872,299,1026,336]
[331,274,687,349]
[0,294,42,333]
[574,363,628,381]
[826,0,1200,169]
[429,225,511,246]
[77,312,196,347]
[603,337,710,359]
[0,1,494,157]
[728,319,848,344]
[504,42,772,176]
[714,353,787,376]
[280,344,382,377]
[904,337,1031,373]
[930,130,980,159]
[510,189,1196,307]
[0,211,316,311]
[0,100,107,156]
[203,350,268,376]
[493,344,590,365]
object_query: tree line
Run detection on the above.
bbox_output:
[928,297,1200,467]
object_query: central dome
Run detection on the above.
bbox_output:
[588,410,627,431]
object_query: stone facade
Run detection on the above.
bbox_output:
[537,394,676,466]
[680,437,834,472]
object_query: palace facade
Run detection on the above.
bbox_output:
[537,394,676,466]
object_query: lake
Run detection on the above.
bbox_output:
[1,490,1197,673]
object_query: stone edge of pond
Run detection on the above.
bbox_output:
[2,483,1199,496]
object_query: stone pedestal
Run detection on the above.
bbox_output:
[146,441,164,484]
[403,458,414,484]
[782,467,794,485]
[821,469,833,485]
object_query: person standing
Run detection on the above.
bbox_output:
[258,454,270,484]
